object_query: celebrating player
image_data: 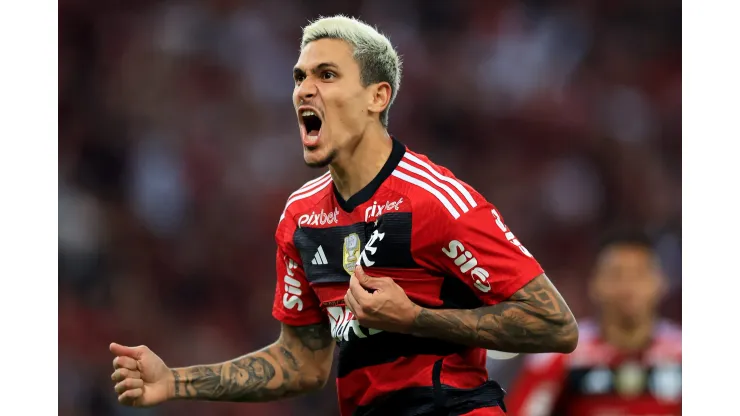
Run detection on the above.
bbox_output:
[109,15,579,415]
[506,230,681,415]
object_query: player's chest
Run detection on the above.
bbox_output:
[292,197,415,286]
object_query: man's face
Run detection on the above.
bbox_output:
[590,244,666,325]
[293,38,371,168]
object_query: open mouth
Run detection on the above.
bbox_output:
[301,110,321,141]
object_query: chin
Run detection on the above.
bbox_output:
[304,147,336,168]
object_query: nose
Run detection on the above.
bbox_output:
[296,78,318,103]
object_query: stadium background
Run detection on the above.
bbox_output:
[58,0,681,415]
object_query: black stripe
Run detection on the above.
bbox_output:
[565,364,682,397]
[353,381,507,416]
[336,331,467,378]
[293,212,417,284]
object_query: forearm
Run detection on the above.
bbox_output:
[410,274,578,353]
[170,323,335,402]
[169,342,317,402]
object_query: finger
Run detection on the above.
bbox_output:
[110,343,145,360]
[349,274,371,303]
[345,290,362,317]
[354,265,384,290]
[112,368,141,382]
[118,388,143,406]
[113,356,139,371]
[115,378,144,395]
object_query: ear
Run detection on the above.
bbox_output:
[367,82,392,118]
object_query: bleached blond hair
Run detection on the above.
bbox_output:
[301,15,402,127]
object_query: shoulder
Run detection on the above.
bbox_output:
[276,171,334,244]
[389,148,486,222]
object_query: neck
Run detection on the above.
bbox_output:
[330,126,393,201]
[600,314,656,352]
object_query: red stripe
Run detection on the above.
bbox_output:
[312,267,445,308]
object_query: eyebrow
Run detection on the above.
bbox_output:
[293,62,339,78]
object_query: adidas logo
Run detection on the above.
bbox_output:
[311,246,328,265]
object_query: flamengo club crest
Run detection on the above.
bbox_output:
[343,233,361,275]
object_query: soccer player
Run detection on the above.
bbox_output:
[109,15,579,415]
[506,230,681,415]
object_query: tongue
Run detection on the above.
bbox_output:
[304,130,320,145]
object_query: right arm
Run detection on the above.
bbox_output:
[111,218,332,406]
[168,241,334,402]
[169,321,335,402]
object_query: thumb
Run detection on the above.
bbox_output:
[354,265,381,289]
[110,342,146,360]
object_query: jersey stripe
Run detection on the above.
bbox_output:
[397,161,470,214]
[391,170,461,219]
[280,174,333,221]
[403,153,478,208]
[290,171,331,198]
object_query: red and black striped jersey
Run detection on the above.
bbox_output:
[506,319,682,416]
[272,137,543,415]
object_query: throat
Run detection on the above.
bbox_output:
[600,318,656,352]
[330,135,398,208]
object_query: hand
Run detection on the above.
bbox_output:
[344,264,421,334]
[110,343,173,407]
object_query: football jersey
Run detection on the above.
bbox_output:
[272,137,544,415]
[506,319,682,416]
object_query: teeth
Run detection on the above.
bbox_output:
[301,110,316,117]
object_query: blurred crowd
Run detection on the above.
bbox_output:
[58,0,681,415]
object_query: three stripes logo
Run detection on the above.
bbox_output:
[311,245,329,265]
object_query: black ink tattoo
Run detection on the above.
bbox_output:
[288,322,334,351]
[172,369,181,397]
[172,322,335,402]
[411,274,578,353]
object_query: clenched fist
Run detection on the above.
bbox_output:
[110,343,173,407]
[344,264,421,333]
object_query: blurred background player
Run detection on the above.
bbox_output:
[505,230,681,416]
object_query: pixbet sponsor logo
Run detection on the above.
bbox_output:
[364,198,403,222]
[282,258,304,311]
[298,208,340,227]
[442,241,491,293]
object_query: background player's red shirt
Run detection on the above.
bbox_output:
[507,320,682,416]
[272,138,544,415]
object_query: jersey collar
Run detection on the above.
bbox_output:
[333,136,406,213]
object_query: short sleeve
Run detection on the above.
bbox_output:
[421,202,544,305]
[272,245,325,326]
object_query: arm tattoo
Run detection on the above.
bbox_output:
[172,321,335,402]
[411,274,578,353]
[288,322,335,351]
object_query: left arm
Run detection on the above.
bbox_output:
[409,273,578,353]
[345,194,579,354]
